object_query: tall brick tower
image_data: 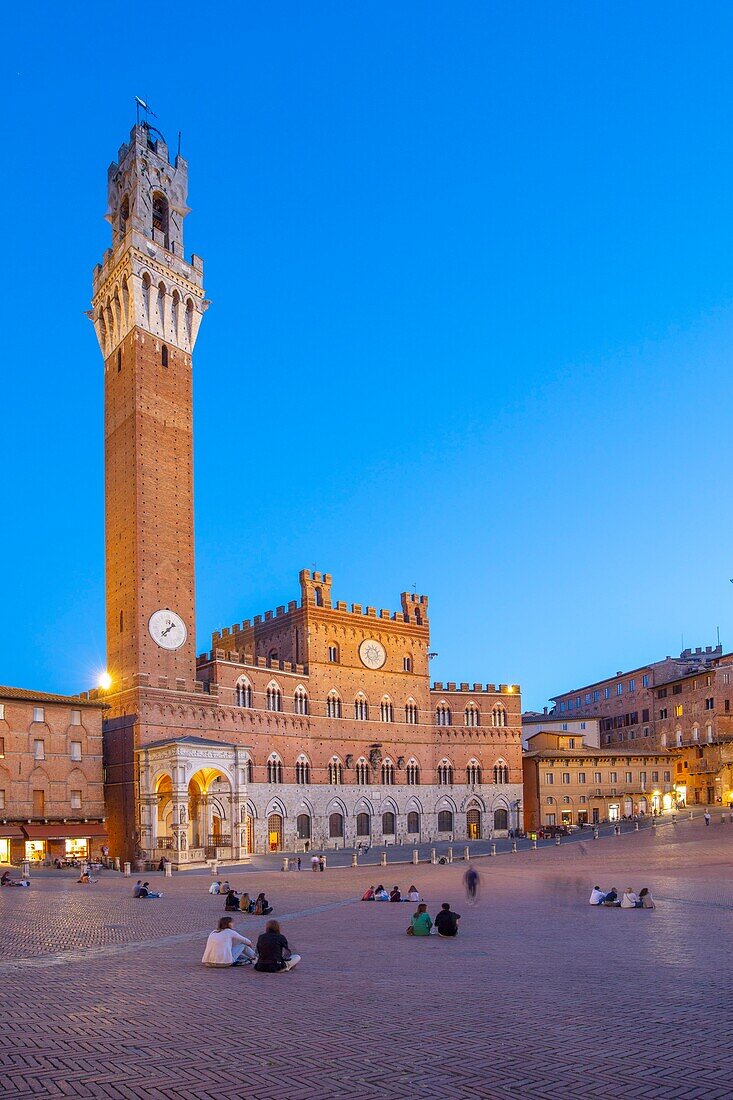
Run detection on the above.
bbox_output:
[91,123,207,690]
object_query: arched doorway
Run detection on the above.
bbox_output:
[296,813,311,841]
[467,807,482,840]
[493,807,508,832]
[329,812,344,838]
[268,813,283,851]
[245,815,254,854]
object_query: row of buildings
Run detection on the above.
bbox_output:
[2,118,728,867]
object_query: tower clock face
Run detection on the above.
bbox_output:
[359,639,387,670]
[148,609,187,651]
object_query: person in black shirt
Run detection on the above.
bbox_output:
[254,919,301,972]
[223,889,240,911]
[434,902,461,937]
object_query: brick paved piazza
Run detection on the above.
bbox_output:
[1,817,732,1099]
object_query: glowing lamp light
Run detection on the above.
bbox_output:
[98,671,112,691]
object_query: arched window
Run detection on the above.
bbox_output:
[438,809,453,832]
[235,678,252,708]
[171,290,180,340]
[405,700,418,724]
[355,758,370,785]
[354,694,369,721]
[156,281,166,330]
[407,810,420,834]
[380,697,394,723]
[406,760,420,785]
[327,691,342,719]
[692,725,699,742]
[161,343,168,367]
[152,191,169,244]
[329,812,344,838]
[493,761,509,784]
[295,757,310,785]
[436,704,452,727]
[314,586,323,606]
[403,656,412,672]
[464,704,480,728]
[382,811,396,835]
[266,683,282,712]
[294,687,309,715]
[466,760,482,785]
[118,194,129,238]
[242,756,253,783]
[491,706,507,727]
[266,755,283,784]
[707,723,713,743]
[327,644,339,663]
[437,760,454,785]
[328,758,343,784]
[381,759,395,785]
[185,298,194,343]
[356,812,371,836]
[675,729,682,747]
[296,813,311,839]
[494,808,508,831]
[268,648,279,664]
[141,272,152,326]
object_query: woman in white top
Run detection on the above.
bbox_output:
[374,884,390,901]
[620,887,640,909]
[201,917,256,967]
[208,881,221,895]
[406,886,420,903]
[589,886,606,905]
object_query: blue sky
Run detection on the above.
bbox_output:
[2,2,733,709]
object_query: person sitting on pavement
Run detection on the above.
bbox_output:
[406,885,420,903]
[223,888,240,911]
[208,880,222,895]
[239,891,253,913]
[254,919,301,972]
[389,886,402,903]
[202,916,256,967]
[361,885,375,901]
[77,871,91,884]
[254,892,273,915]
[639,887,655,909]
[139,881,162,898]
[1,871,12,886]
[434,902,461,937]
[220,880,231,894]
[589,886,606,905]
[602,887,620,907]
[621,887,640,909]
[374,884,389,901]
[133,879,144,898]
[407,903,433,936]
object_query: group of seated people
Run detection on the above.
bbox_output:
[222,888,273,915]
[0,871,30,888]
[408,902,461,937]
[132,880,162,898]
[202,917,301,972]
[361,884,421,903]
[589,885,655,908]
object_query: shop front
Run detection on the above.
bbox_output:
[0,827,24,864]
[22,823,108,864]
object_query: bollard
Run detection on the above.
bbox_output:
[512,841,518,853]
[21,860,31,879]
[123,861,131,877]
[652,819,657,828]
[447,847,453,863]
[114,856,120,872]
[164,861,172,877]
[412,849,418,865]
[281,857,289,872]
[532,839,537,850]
[380,852,387,867]
[430,848,437,864]
[593,829,599,840]
[351,853,358,867]
[722,814,727,824]
[491,842,496,857]
[689,811,693,819]
[634,822,639,832]
[321,855,327,870]
[463,846,470,862]
[672,817,677,826]
[555,835,561,846]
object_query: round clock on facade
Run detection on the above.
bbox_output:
[148,609,187,650]
[359,638,387,670]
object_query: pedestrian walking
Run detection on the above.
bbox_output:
[704,811,711,827]
[297,856,301,871]
[319,855,325,872]
[464,865,480,904]
[311,854,319,871]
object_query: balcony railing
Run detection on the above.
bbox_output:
[155,836,174,849]
[207,835,232,847]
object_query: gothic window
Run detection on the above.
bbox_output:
[235,678,252,708]
[294,687,309,715]
[118,194,129,238]
[355,758,370,785]
[326,691,342,719]
[185,298,194,343]
[491,706,507,727]
[406,760,420,785]
[314,586,323,606]
[156,282,166,330]
[381,759,395,785]
[152,191,169,244]
[354,694,369,721]
[404,700,419,724]
[437,759,454,785]
[403,656,412,672]
[242,756,253,783]
[438,809,453,832]
[494,808,508,831]
[161,344,168,368]
[466,760,482,785]
[493,761,509,784]
[382,811,396,835]
[266,755,283,784]
[142,272,152,326]
[171,290,180,340]
[328,757,343,785]
[380,697,394,723]
[356,812,371,836]
[266,683,282,712]
[329,812,344,838]
[407,811,420,833]
[327,644,339,663]
[436,704,452,727]
[464,704,480,728]
[296,813,311,839]
[295,757,311,785]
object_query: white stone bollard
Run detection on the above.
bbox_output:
[463,846,470,862]
[447,847,453,863]
[380,852,387,867]
[593,829,599,840]
[21,860,31,879]
[532,839,537,850]
[351,853,358,867]
[164,861,172,877]
[412,850,418,865]
[430,848,437,864]
[281,857,289,872]
[123,861,131,877]
[555,835,561,846]
[634,822,639,832]
[689,811,693,819]
[491,842,496,857]
[512,841,518,853]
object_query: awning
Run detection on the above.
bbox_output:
[0,826,25,839]
[22,823,108,840]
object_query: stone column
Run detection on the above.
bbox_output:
[139,794,159,853]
